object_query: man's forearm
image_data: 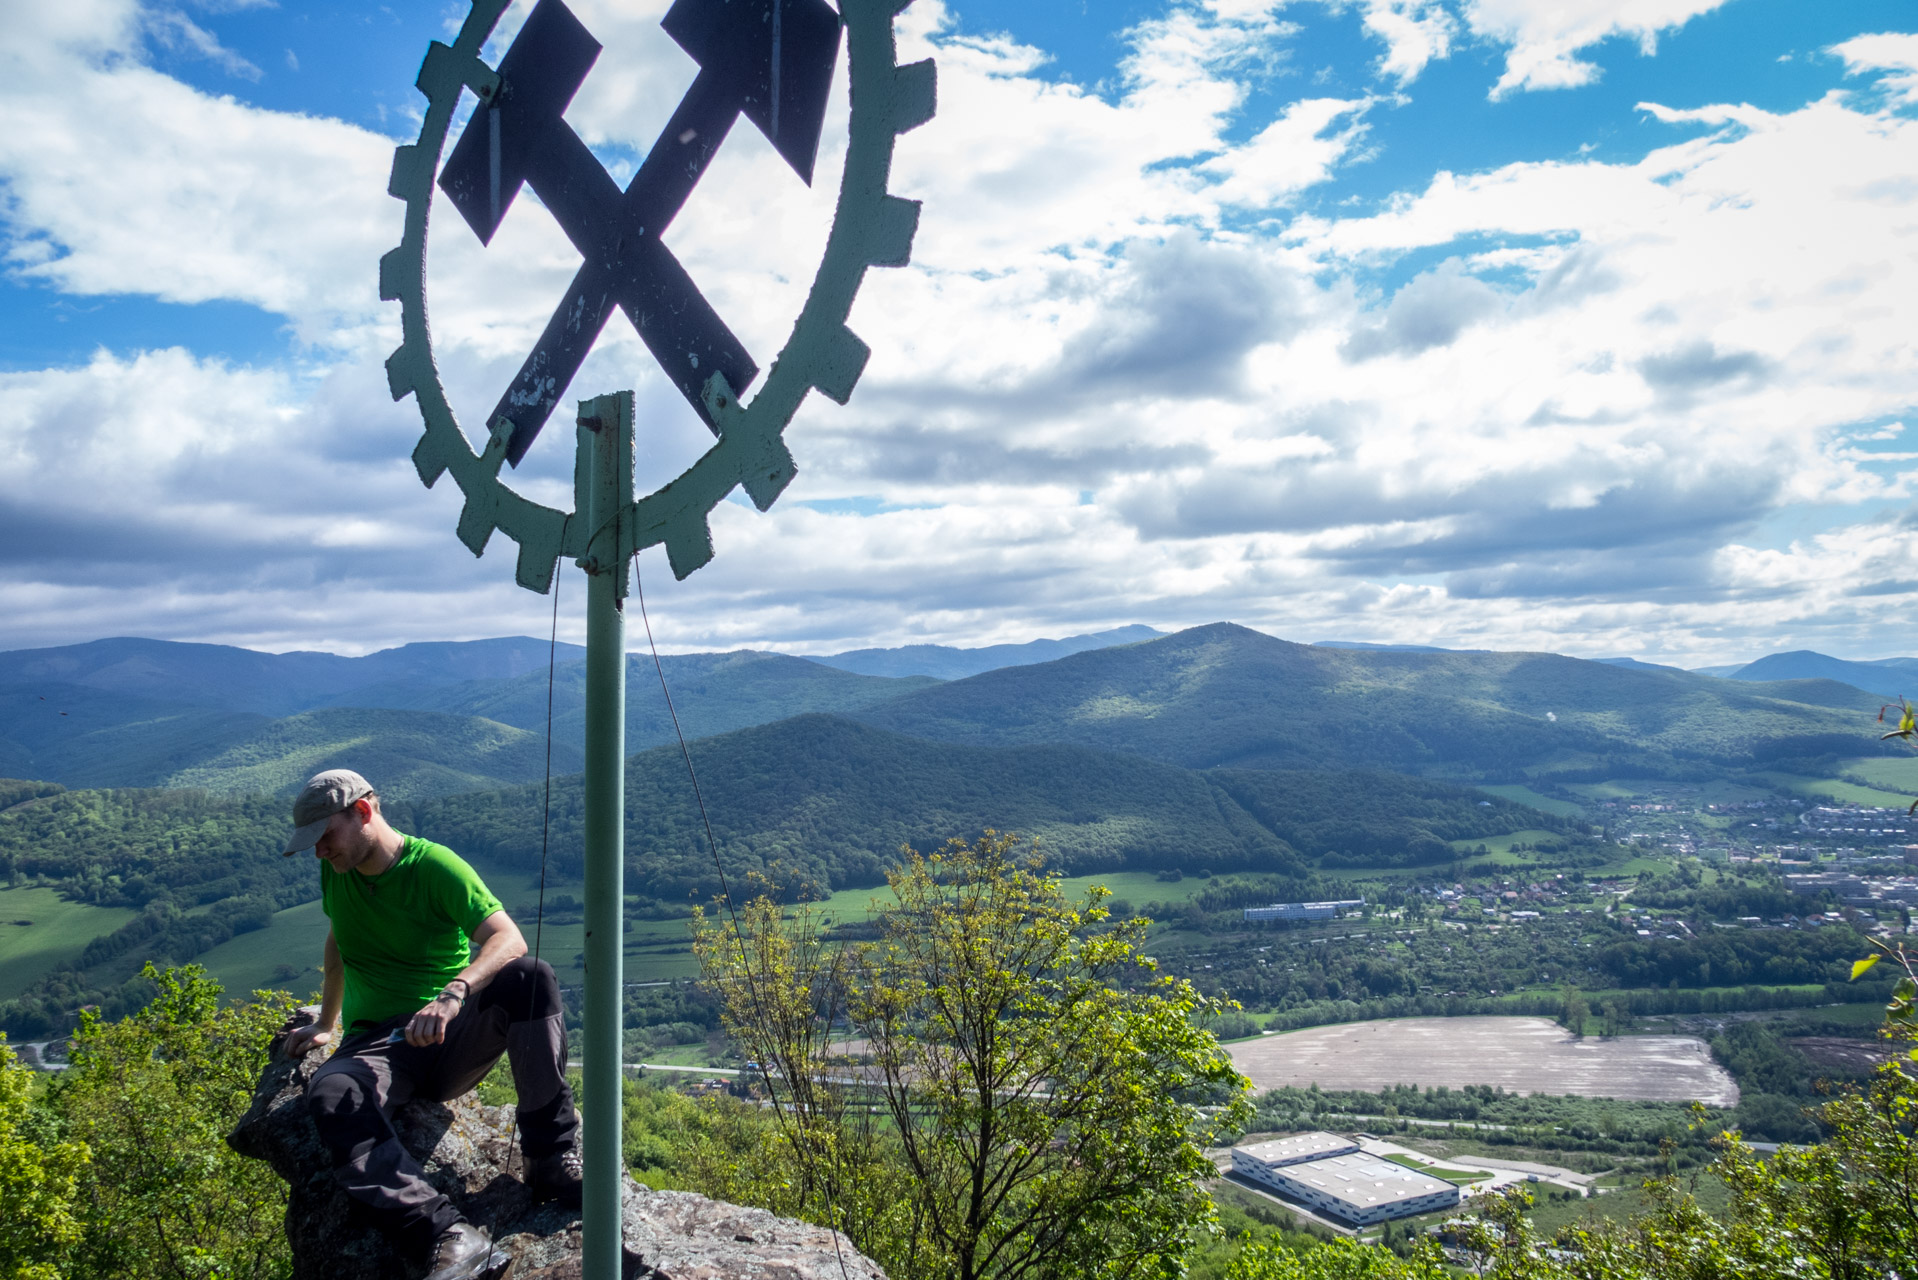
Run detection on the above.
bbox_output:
[451,925,526,997]
[316,934,344,1030]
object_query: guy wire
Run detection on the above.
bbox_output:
[630,550,855,1280]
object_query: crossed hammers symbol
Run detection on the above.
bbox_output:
[440,0,842,467]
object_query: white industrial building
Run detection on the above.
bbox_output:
[1232,1131,1359,1167]
[1231,1134,1461,1226]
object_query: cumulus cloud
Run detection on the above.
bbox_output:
[1340,262,1503,361]
[1462,0,1733,98]
[0,0,394,344]
[1830,31,1918,105]
[1358,0,1456,84]
[1,0,1917,667]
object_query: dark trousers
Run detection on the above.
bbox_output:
[305,956,578,1257]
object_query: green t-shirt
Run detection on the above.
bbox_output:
[320,834,504,1032]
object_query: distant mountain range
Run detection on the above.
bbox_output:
[0,635,588,717]
[852,623,1885,780]
[1719,650,1918,697]
[809,625,1164,679]
[1,624,1899,799]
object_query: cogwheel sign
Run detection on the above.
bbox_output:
[381,0,934,591]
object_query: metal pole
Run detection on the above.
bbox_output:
[579,392,632,1279]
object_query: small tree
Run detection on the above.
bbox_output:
[697,832,1252,1280]
[51,963,295,1280]
[1558,987,1588,1037]
[0,1038,89,1280]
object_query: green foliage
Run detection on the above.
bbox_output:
[1198,905,1874,1015]
[0,789,308,1038]
[1211,770,1586,868]
[420,717,1591,903]
[1225,1236,1451,1279]
[0,780,65,812]
[49,963,295,1280]
[695,832,1253,1280]
[856,623,1890,780]
[0,1038,88,1280]
[410,650,939,754]
[0,787,294,910]
[146,706,582,802]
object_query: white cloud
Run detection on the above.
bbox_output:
[1462,0,1733,98]
[1358,0,1456,84]
[0,0,395,345]
[1199,96,1374,208]
[1,0,1917,667]
[1831,31,1918,105]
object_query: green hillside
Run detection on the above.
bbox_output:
[141,707,582,800]
[2,695,582,801]
[392,650,939,752]
[0,683,269,787]
[854,623,1887,780]
[0,634,585,715]
[0,720,1571,1036]
[415,714,1583,902]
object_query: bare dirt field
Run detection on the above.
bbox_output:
[1230,1017,1738,1105]
[1789,1036,1891,1076]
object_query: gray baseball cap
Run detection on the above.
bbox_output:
[283,769,375,856]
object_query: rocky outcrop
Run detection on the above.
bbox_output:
[228,1009,885,1280]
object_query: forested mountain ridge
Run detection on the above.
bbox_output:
[0,654,928,798]
[810,624,1163,679]
[853,622,1888,780]
[0,635,586,715]
[412,715,1593,903]
[2,699,582,801]
[1726,648,1918,695]
[387,651,939,753]
[0,722,1573,1035]
[8,625,1891,796]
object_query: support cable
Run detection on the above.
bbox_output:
[631,551,855,1280]
[509,556,565,1181]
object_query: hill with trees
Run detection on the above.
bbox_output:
[0,635,586,715]
[853,622,1887,780]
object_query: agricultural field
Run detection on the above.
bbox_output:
[1749,771,1916,808]
[1229,1017,1738,1105]
[1476,786,1585,819]
[0,886,139,1001]
[1837,756,1918,796]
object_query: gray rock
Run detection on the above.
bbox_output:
[228,1009,885,1280]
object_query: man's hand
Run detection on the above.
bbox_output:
[404,992,463,1047]
[284,1022,334,1059]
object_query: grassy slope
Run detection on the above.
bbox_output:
[390,651,940,753]
[854,623,1884,781]
[0,887,139,1000]
[149,707,584,801]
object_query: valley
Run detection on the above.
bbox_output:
[2,623,1907,1155]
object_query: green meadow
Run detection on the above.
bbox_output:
[0,887,139,1002]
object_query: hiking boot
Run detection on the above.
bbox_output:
[528,1146,583,1207]
[424,1222,513,1280]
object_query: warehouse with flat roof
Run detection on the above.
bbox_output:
[1230,1131,1358,1169]
[1232,1144,1460,1226]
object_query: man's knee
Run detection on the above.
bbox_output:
[307,1064,367,1117]
[489,955,562,1021]
[307,1063,387,1158]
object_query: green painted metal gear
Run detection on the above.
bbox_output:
[380,0,934,592]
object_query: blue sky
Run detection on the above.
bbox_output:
[1,0,1916,665]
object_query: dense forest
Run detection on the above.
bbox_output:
[1211,769,1585,866]
[855,623,1891,781]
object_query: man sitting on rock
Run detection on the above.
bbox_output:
[280,769,582,1280]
